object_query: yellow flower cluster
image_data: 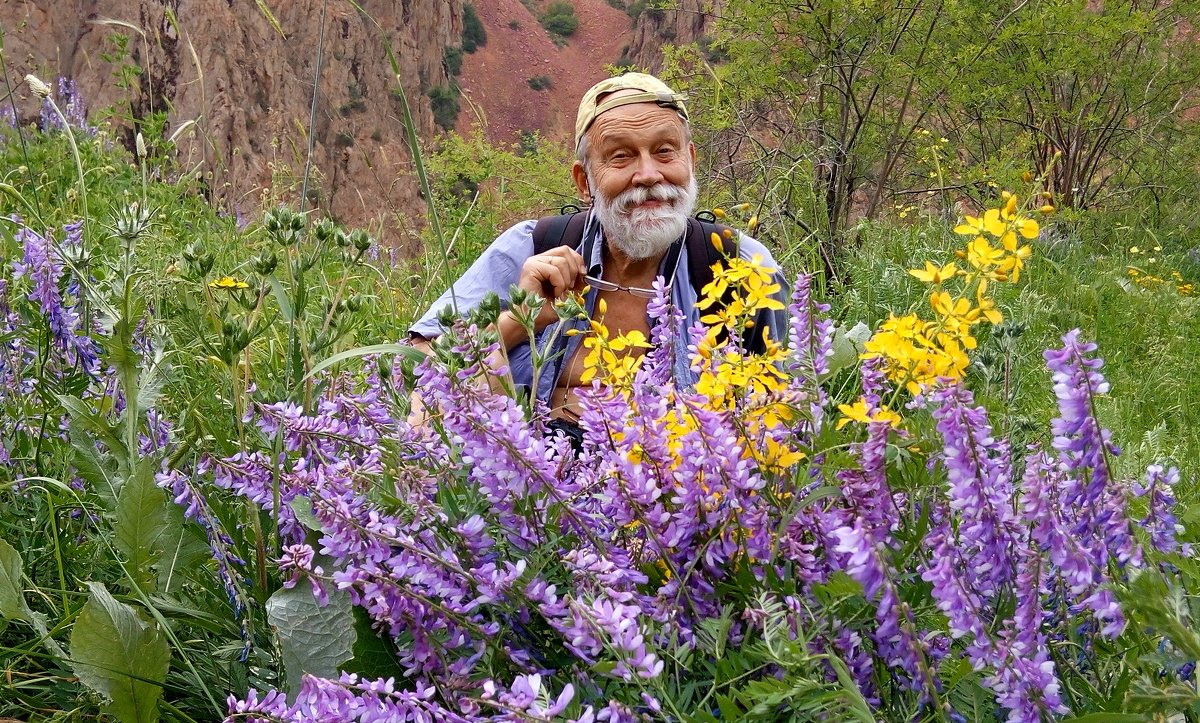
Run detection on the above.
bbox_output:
[579,245,801,474]
[578,298,651,391]
[1127,267,1195,296]
[692,255,796,473]
[856,192,1038,404]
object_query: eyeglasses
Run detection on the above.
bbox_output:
[584,275,661,299]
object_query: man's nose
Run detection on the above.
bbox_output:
[631,151,665,186]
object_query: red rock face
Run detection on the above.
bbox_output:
[2,0,459,252]
[1,0,676,251]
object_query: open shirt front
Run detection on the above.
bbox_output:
[409,210,789,403]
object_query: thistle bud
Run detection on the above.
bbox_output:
[351,229,372,253]
[252,252,278,275]
[25,74,51,99]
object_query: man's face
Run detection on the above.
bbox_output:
[574,98,697,261]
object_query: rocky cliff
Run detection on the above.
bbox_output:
[626,0,716,72]
[2,0,700,250]
[3,0,461,246]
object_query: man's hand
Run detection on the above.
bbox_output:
[516,246,586,331]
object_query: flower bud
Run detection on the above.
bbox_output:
[25,74,51,99]
[1039,205,1055,214]
[136,132,147,159]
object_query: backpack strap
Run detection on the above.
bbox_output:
[684,218,768,353]
[532,209,588,255]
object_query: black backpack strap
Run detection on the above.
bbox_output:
[685,218,737,296]
[685,218,769,354]
[532,209,588,255]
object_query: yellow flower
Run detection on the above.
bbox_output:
[712,207,727,219]
[966,237,1005,271]
[836,398,902,430]
[1129,246,1141,254]
[908,261,958,285]
[210,276,250,290]
[710,231,724,254]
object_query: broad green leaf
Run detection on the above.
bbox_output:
[70,582,170,723]
[155,505,211,595]
[342,606,404,680]
[0,538,30,622]
[114,460,171,593]
[266,583,356,696]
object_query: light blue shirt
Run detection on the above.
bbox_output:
[410,210,788,402]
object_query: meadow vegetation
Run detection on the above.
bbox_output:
[1,1,1199,720]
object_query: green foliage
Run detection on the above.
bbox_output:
[462,3,487,53]
[443,45,464,76]
[69,582,171,723]
[113,460,172,593]
[540,1,580,43]
[426,85,460,131]
[526,74,553,91]
[659,0,1200,262]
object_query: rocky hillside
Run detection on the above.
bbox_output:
[3,0,460,246]
[626,0,716,72]
[2,0,711,250]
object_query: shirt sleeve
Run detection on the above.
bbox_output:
[736,232,792,348]
[408,220,536,339]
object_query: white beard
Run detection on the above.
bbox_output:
[591,174,698,260]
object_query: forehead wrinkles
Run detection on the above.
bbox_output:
[588,105,687,150]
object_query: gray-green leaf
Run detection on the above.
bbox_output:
[266,583,356,696]
[70,582,170,723]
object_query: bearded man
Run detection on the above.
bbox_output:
[409,73,788,440]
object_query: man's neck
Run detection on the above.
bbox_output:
[602,240,667,285]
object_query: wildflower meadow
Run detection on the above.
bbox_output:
[3,11,1200,723]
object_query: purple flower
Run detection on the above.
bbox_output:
[787,272,834,382]
[1132,464,1187,554]
[928,384,1019,597]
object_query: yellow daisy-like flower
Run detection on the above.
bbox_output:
[908,261,959,285]
[209,276,250,290]
[836,398,902,430]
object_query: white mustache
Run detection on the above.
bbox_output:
[613,183,685,214]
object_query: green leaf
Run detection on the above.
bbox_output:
[0,538,30,622]
[70,582,170,723]
[114,460,171,593]
[342,606,404,680]
[268,275,294,322]
[1060,715,1147,723]
[266,583,356,696]
[304,342,428,382]
[155,505,212,595]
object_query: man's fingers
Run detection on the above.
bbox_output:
[526,253,584,299]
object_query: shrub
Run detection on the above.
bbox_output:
[426,85,460,131]
[443,46,463,77]
[527,74,553,91]
[540,1,579,41]
[462,4,487,53]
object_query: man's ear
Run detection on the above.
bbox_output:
[688,141,696,167]
[572,161,591,204]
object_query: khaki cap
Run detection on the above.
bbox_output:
[574,72,688,150]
